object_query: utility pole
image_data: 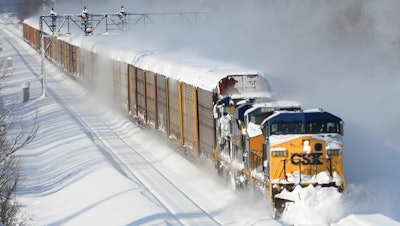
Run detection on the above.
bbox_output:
[39,15,45,97]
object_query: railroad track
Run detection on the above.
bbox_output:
[1,25,224,226]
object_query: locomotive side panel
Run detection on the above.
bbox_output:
[146,71,157,129]
[249,134,265,184]
[156,74,168,135]
[197,88,215,165]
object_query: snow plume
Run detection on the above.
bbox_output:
[281,183,399,225]
[281,182,398,225]
[281,186,345,225]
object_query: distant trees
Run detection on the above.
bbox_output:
[0,67,38,225]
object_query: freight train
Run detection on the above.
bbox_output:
[22,16,345,218]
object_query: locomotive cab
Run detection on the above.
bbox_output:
[265,109,345,217]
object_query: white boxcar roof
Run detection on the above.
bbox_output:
[24,17,263,92]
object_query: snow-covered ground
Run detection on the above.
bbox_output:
[1,3,400,225]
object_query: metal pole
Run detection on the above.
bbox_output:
[40,16,46,97]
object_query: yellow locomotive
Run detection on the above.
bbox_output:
[215,97,345,217]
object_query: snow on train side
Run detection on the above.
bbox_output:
[22,18,345,219]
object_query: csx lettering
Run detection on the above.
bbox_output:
[291,153,323,165]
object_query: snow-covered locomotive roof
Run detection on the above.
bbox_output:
[264,110,344,125]
[244,100,301,115]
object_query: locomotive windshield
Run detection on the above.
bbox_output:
[271,122,304,135]
[268,112,343,135]
[306,121,340,134]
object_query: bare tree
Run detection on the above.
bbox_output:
[0,70,38,225]
[0,105,38,162]
[0,105,38,225]
[0,155,22,226]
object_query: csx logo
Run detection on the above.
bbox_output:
[291,153,323,165]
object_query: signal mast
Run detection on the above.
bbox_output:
[38,6,207,97]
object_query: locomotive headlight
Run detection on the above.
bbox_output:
[271,148,287,157]
[326,142,342,155]
[303,140,311,153]
[327,149,342,155]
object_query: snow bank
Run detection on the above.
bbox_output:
[333,214,400,226]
